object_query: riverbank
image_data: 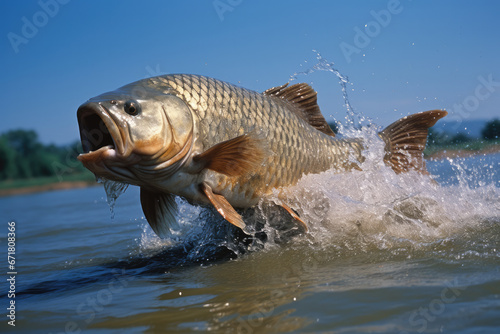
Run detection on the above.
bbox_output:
[424,140,500,160]
[0,172,97,197]
[0,180,99,197]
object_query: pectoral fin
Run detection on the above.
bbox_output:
[280,203,308,232]
[140,188,179,238]
[193,133,266,177]
[200,182,246,230]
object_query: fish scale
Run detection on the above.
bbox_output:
[77,73,447,236]
[156,74,364,199]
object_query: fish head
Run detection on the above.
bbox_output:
[77,82,194,184]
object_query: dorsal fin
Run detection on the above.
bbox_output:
[263,83,336,137]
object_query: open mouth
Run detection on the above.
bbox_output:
[77,103,124,159]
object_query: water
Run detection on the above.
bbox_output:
[98,177,129,219]
[289,50,372,133]
[1,150,499,333]
[1,57,499,332]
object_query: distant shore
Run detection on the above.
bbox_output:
[0,180,98,197]
[1,145,499,198]
[0,172,97,198]
[424,143,500,160]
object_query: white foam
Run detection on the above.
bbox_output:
[271,149,499,258]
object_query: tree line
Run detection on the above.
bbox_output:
[428,118,499,146]
[0,129,86,181]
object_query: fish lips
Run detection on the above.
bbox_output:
[77,102,126,166]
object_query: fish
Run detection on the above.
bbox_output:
[77,74,447,237]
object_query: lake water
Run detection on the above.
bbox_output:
[0,153,499,333]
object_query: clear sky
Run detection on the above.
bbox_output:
[2,0,499,145]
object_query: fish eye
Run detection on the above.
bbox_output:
[124,101,140,116]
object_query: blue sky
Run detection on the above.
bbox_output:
[2,0,499,145]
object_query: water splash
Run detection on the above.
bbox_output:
[289,50,372,134]
[265,151,500,261]
[134,55,499,263]
[97,177,129,219]
[135,153,499,263]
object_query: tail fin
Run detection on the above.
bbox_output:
[379,110,447,174]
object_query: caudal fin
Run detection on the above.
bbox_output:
[379,110,447,174]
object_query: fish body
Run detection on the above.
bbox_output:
[77,74,446,236]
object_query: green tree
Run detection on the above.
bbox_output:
[3,129,42,178]
[4,129,39,156]
[0,129,91,182]
[327,122,339,135]
[450,132,471,144]
[427,128,448,146]
[0,136,18,180]
[481,119,500,140]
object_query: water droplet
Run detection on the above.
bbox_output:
[98,177,129,219]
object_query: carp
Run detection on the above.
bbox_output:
[77,74,446,237]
